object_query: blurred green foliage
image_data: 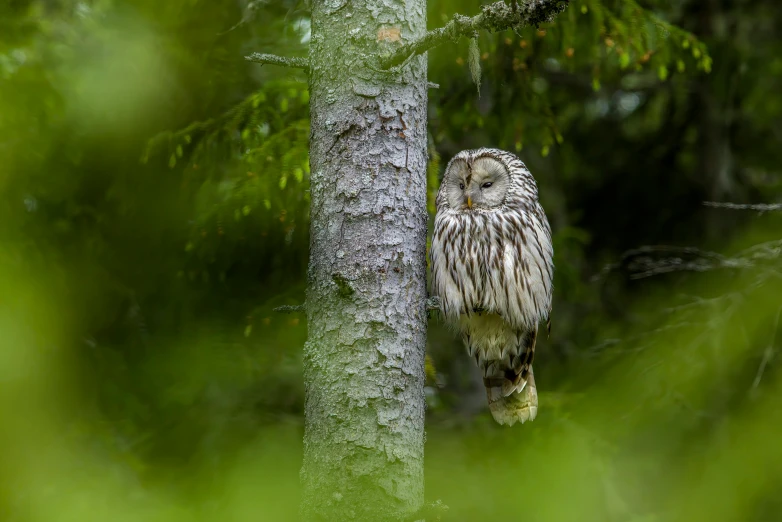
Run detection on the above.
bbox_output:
[2,0,782,520]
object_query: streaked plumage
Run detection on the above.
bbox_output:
[430,148,553,425]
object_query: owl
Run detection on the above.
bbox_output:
[430,148,554,426]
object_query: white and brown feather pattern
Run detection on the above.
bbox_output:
[430,148,553,426]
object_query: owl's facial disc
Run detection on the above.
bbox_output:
[444,156,510,210]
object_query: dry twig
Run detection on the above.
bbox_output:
[704,201,782,212]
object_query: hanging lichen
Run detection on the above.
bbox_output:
[468,36,481,97]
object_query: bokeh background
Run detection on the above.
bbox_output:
[1,0,781,520]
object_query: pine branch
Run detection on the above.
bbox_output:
[594,240,782,283]
[245,53,309,71]
[379,0,570,70]
[593,245,751,282]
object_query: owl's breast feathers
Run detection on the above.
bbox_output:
[430,207,553,331]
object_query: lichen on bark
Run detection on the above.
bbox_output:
[301,0,428,520]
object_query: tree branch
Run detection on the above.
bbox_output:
[594,239,782,283]
[592,245,751,282]
[704,201,782,212]
[245,53,309,71]
[379,0,570,70]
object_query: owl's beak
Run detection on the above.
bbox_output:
[466,196,473,208]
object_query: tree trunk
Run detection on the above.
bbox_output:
[301,0,428,520]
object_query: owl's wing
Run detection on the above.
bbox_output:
[494,211,554,331]
[501,324,538,396]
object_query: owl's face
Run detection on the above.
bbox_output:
[443,156,511,211]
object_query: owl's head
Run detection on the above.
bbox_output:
[441,150,513,211]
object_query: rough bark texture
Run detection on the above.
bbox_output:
[301,0,428,520]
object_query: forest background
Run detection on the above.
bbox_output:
[1,0,782,520]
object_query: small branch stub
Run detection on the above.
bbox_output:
[245,52,309,71]
[274,304,306,313]
[379,0,570,69]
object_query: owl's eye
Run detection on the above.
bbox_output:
[482,182,493,188]
[459,183,465,190]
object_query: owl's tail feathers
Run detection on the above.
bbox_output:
[485,368,538,426]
